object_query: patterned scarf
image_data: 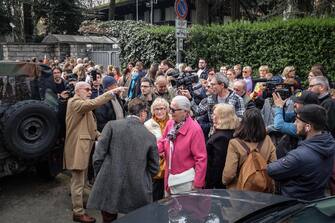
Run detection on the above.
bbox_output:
[167,120,186,141]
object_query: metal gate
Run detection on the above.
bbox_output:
[90,50,120,70]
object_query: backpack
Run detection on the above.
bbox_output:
[235,139,274,193]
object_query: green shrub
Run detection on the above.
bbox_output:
[80,18,335,82]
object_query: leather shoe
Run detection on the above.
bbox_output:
[73,213,96,223]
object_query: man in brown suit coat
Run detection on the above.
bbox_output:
[64,81,125,223]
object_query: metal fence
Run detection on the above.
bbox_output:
[89,50,120,71]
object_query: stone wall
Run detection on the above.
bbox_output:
[0,43,87,61]
[1,43,120,67]
[1,43,56,61]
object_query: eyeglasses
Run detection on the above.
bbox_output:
[154,107,166,111]
[169,106,182,113]
[141,85,151,88]
[296,116,310,124]
[308,83,321,88]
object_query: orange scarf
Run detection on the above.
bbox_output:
[153,115,169,134]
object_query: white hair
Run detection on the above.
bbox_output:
[77,58,83,64]
[75,81,90,92]
[311,76,330,90]
[172,95,191,111]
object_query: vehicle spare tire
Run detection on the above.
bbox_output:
[1,100,59,159]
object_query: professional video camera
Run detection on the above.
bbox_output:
[89,69,98,82]
[167,70,199,96]
[64,73,78,98]
[253,78,295,100]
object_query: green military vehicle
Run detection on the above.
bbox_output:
[0,61,63,178]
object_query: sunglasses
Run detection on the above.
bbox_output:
[82,87,92,92]
[169,106,182,113]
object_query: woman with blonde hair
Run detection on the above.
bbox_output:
[205,104,239,189]
[144,97,170,201]
[72,63,86,81]
[282,66,301,90]
[258,65,270,78]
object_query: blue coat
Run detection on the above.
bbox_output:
[267,132,335,201]
[273,107,297,136]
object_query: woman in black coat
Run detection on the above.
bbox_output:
[205,104,240,189]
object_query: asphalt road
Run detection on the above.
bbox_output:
[0,171,102,223]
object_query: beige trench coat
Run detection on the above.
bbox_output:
[63,92,113,170]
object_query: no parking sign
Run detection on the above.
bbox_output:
[175,0,188,20]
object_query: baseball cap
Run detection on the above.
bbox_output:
[291,90,319,105]
[296,104,327,129]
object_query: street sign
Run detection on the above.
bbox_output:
[176,28,187,38]
[175,18,187,39]
[174,0,188,20]
[178,38,183,50]
[175,19,187,29]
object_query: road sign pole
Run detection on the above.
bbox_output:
[176,38,181,65]
[175,0,188,66]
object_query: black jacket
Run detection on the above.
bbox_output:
[319,93,335,138]
[267,132,335,201]
[205,129,234,189]
[95,95,125,132]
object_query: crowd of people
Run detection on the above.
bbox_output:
[36,56,335,223]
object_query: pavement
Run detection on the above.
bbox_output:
[0,171,102,223]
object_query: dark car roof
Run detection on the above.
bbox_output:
[114,189,296,223]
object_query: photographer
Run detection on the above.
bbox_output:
[272,91,319,137]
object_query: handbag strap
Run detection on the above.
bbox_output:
[168,140,174,172]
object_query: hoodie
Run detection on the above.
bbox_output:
[267,132,335,201]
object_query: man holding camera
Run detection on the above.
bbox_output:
[64,81,126,223]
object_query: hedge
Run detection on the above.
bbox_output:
[79,18,335,82]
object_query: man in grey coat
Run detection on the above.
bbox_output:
[87,98,159,222]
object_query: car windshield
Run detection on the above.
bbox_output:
[0,75,32,103]
[284,197,335,223]
[0,62,54,104]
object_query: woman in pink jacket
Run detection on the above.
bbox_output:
[158,95,207,195]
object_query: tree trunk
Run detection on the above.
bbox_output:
[230,0,240,21]
[108,0,115,20]
[10,0,25,42]
[194,0,209,24]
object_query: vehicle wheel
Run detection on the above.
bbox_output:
[1,100,59,159]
